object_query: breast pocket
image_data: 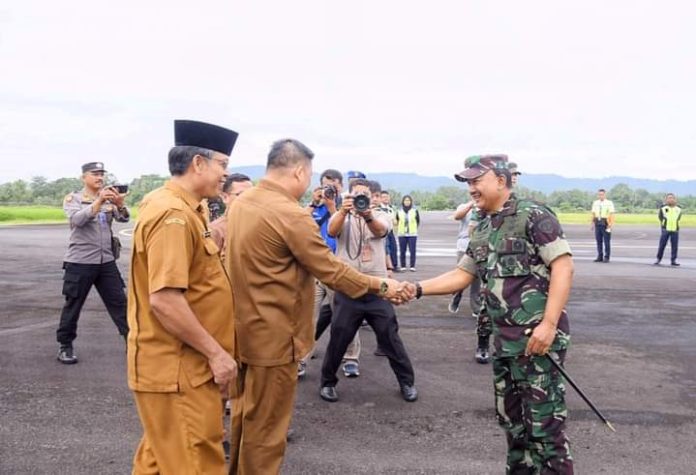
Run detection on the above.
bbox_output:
[203,237,223,276]
[495,237,530,277]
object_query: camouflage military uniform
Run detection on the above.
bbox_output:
[459,193,573,474]
[469,207,492,340]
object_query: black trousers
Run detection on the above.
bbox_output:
[398,236,418,268]
[656,229,679,262]
[320,292,414,388]
[57,261,128,345]
[385,231,398,270]
[594,223,611,259]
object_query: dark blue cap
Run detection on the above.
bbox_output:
[346,170,366,180]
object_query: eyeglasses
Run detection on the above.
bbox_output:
[209,157,229,170]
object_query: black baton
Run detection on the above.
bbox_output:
[525,328,616,432]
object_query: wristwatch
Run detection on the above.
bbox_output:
[379,279,389,295]
[415,282,423,300]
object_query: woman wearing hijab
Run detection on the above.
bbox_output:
[395,195,420,271]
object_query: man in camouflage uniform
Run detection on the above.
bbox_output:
[406,155,574,473]
[57,162,130,364]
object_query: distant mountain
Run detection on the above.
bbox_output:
[232,166,696,195]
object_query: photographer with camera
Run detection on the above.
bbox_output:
[319,178,417,403]
[56,162,130,364]
[300,170,361,378]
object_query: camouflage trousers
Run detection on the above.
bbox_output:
[493,351,573,474]
[469,276,492,339]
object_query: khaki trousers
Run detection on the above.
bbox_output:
[132,368,226,475]
[229,362,297,475]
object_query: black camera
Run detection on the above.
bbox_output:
[353,194,371,213]
[323,184,337,200]
[113,184,129,194]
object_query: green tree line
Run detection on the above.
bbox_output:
[1,175,694,213]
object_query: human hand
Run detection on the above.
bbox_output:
[341,196,354,213]
[107,187,126,207]
[311,188,323,205]
[386,281,417,305]
[525,324,556,356]
[208,351,238,394]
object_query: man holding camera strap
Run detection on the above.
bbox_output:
[320,178,417,403]
[56,161,130,364]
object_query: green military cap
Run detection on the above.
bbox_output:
[455,154,509,182]
[508,161,521,175]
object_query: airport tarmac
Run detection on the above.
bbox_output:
[1,211,694,474]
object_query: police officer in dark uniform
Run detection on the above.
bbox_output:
[57,162,130,364]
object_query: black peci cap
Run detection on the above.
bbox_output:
[174,120,239,156]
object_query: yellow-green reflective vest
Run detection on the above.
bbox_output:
[397,208,419,235]
[660,205,682,232]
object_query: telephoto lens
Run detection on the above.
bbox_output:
[353,194,370,212]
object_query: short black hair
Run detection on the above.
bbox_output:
[368,180,382,194]
[222,173,252,193]
[380,190,390,195]
[266,139,314,170]
[598,188,606,193]
[320,169,343,184]
[168,146,213,176]
[349,178,371,192]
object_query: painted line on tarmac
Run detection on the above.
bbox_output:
[0,321,55,337]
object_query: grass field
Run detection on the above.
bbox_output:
[0,206,67,224]
[0,206,138,224]
[1,206,694,227]
[556,212,696,226]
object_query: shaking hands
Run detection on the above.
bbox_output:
[380,279,419,305]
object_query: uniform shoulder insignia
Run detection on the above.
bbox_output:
[164,217,186,226]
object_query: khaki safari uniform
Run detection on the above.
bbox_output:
[224,179,381,475]
[127,181,234,475]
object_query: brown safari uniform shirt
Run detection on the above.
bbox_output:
[127,181,235,392]
[225,179,381,367]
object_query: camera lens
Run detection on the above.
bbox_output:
[353,194,370,212]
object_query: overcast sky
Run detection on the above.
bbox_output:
[1,1,695,183]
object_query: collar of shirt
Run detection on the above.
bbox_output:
[258,178,298,203]
[164,181,204,213]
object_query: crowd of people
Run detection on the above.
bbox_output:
[55,119,685,474]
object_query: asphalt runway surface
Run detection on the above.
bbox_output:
[1,212,695,474]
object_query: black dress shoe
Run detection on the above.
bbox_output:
[593,257,603,262]
[400,384,418,402]
[671,261,680,266]
[603,257,610,263]
[57,345,78,364]
[320,386,338,402]
[653,260,661,265]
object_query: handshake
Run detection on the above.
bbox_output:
[380,279,420,305]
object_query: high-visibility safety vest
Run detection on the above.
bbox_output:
[396,208,419,236]
[659,205,682,232]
